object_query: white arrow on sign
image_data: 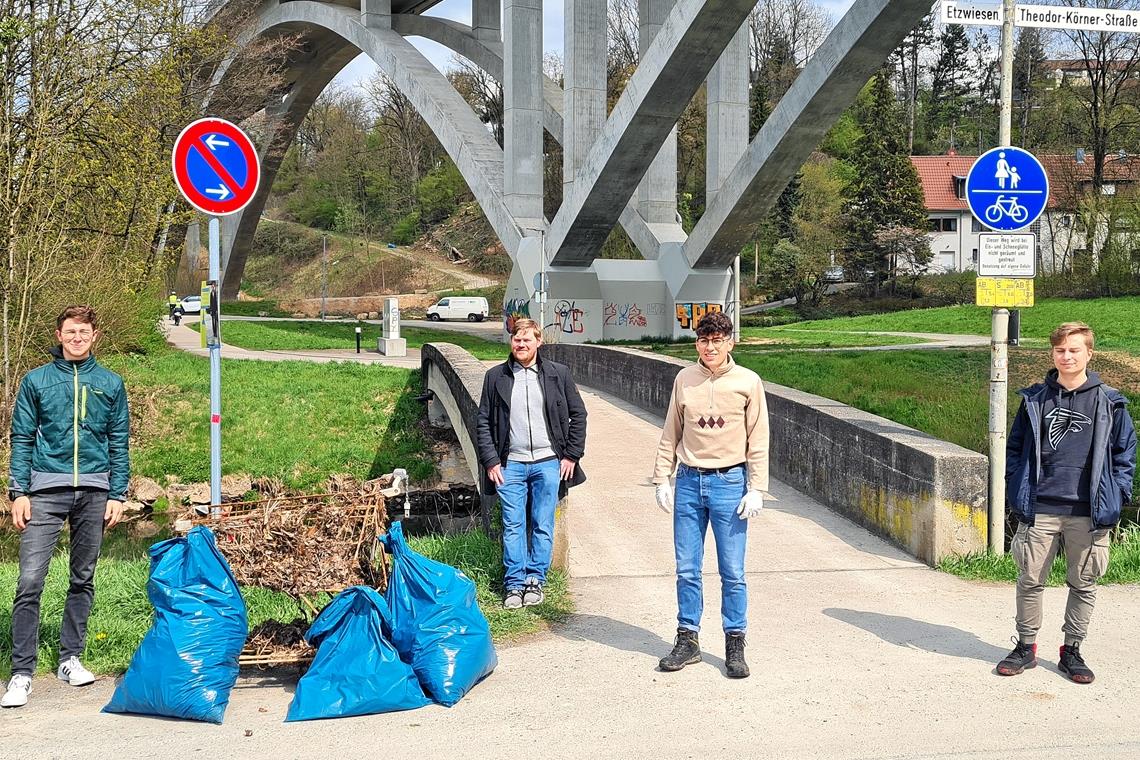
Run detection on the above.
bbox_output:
[204,134,230,151]
[204,185,231,199]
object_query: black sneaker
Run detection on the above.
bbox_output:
[1059,644,1095,684]
[659,628,701,672]
[503,589,524,609]
[522,581,544,607]
[725,632,750,679]
[996,639,1037,676]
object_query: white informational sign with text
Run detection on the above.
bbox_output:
[943,1,1140,32]
[941,1,1003,26]
[1016,3,1140,32]
[978,233,1036,278]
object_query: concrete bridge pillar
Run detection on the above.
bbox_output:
[361,0,391,29]
[706,22,749,203]
[472,0,500,42]
[504,0,544,226]
[563,0,607,196]
[637,0,679,226]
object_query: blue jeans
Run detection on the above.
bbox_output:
[11,489,107,675]
[498,458,561,591]
[673,463,748,634]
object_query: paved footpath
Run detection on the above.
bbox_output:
[5,323,1140,758]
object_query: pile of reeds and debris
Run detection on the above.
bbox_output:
[177,474,398,667]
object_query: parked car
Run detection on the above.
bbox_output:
[179,295,202,314]
[426,296,489,322]
[823,266,845,283]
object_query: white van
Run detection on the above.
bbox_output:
[426,296,489,322]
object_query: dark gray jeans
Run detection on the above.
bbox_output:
[10,489,107,675]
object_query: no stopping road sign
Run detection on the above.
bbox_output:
[172,118,260,216]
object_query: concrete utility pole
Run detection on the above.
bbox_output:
[320,234,328,321]
[988,0,1016,554]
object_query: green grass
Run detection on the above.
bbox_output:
[220,299,290,318]
[785,296,1140,354]
[212,319,506,360]
[736,327,926,349]
[0,527,563,677]
[938,526,1140,584]
[102,348,438,488]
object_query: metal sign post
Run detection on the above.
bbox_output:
[172,117,261,515]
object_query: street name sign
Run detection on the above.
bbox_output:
[966,146,1048,231]
[1017,4,1140,32]
[172,118,260,216]
[942,1,1140,32]
[941,1,1002,26]
[976,277,1034,307]
[978,233,1036,277]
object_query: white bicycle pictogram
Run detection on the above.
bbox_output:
[984,195,1029,225]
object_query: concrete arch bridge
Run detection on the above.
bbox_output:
[200,0,932,340]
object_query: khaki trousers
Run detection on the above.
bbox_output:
[1012,514,1111,647]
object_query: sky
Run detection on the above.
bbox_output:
[330,0,859,92]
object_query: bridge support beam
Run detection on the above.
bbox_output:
[472,0,500,42]
[706,22,748,203]
[361,0,390,29]
[563,0,606,197]
[636,0,678,226]
[504,0,544,226]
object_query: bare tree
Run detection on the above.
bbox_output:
[1056,0,1140,192]
[749,0,832,97]
[366,74,428,186]
[448,55,503,148]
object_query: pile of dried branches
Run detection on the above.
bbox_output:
[243,619,315,667]
[183,475,391,598]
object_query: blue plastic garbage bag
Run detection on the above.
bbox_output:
[285,586,430,721]
[103,526,248,724]
[380,521,497,706]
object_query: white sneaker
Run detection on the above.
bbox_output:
[57,656,95,686]
[1,674,32,707]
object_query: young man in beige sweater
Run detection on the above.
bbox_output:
[651,311,769,678]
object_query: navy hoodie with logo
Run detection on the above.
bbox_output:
[1035,371,1101,516]
[1006,369,1137,528]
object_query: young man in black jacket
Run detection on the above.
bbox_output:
[997,322,1136,683]
[476,318,587,609]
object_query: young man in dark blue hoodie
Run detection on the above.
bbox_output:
[997,322,1136,684]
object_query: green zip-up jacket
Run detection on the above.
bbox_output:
[8,346,130,500]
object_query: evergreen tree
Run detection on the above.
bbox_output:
[844,70,927,290]
[928,25,972,148]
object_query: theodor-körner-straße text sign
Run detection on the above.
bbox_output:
[942,1,1140,33]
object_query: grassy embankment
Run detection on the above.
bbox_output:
[0,345,565,677]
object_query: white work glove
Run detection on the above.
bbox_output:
[654,483,673,514]
[736,490,764,519]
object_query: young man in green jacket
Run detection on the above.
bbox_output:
[2,306,130,708]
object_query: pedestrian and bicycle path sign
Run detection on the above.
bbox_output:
[966,147,1045,307]
[172,118,260,216]
[966,146,1048,231]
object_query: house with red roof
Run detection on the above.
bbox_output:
[911,152,1140,273]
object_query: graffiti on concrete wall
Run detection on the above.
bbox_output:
[675,302,723,330]
[603,302,649,328]
[504,298,530,334]
[550,299,585,334]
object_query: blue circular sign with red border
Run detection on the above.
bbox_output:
[171,118,261,216]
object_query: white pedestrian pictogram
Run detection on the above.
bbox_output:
[995,151,1011,189]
